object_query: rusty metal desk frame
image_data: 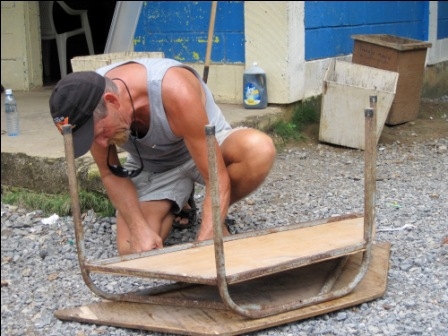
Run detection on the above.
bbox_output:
[61,98,378,319]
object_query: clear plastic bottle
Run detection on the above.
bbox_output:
[243,62,268,109]
[4,89,19,136]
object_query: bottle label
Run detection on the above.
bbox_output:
[244,83,261,106]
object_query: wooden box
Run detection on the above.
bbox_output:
[319,60,398,150]
[351,34,431,125]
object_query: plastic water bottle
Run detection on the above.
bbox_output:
[4,89,19,136]
[243,62,268,109]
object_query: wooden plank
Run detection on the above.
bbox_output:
[97,217,365,283]
[55,242,391,336]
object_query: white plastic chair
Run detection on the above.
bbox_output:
[39,1,94,78]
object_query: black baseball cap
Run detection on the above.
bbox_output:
[50,71,106,158]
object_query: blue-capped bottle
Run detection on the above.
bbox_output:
[4,89,19,136]
[243,62,268,109]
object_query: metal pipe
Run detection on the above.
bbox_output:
[364,96,377,244]
[62,125,88,279]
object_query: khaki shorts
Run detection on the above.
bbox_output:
[128,127,245,213]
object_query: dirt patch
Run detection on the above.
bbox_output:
[300,98,448,147]
[378,98,448,145]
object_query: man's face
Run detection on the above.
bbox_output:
[93,107,130,148]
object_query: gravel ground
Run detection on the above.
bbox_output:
[2,132,447,335]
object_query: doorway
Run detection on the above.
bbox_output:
[41,1,117,86]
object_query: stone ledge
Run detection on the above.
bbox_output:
[1,109,287,196]
[1,152,104,196]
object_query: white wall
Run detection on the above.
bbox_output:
[188,2,306,105]
[427,1,448,65]
[244,2,304,104]
[1,1,42,91]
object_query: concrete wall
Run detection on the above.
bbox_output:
[1,1,446,101]
[423,2,448,98]
[134,2,304,105]
[1,1,42,91]
[304,1,431,60]
[427,1,448,65]
[134,1,447,104]
[134,1,245,63]
[243,2,304,104]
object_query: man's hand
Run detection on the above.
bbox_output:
[127,226,163,253]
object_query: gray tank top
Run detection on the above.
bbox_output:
[96,58,231,173]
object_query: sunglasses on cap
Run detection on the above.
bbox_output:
[107,136,143,178]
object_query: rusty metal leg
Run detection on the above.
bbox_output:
[319,256,349,295]
[202,97,378,318]
[62,125,204,305]
[62,125,93,290]
[321,96,378,297]
[365,95,377,243]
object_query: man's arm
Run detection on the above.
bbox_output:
[162,67,231,240]
[90,142,163,252]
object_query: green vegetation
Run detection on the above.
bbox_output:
[269,96,320,145]
[2,186,115,217]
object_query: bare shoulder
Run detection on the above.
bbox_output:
[162,66,205,103]
[164,67,202,89]
[162,67,208,136]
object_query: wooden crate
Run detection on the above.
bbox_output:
[351,34,431,125]
[319,60,398,150]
